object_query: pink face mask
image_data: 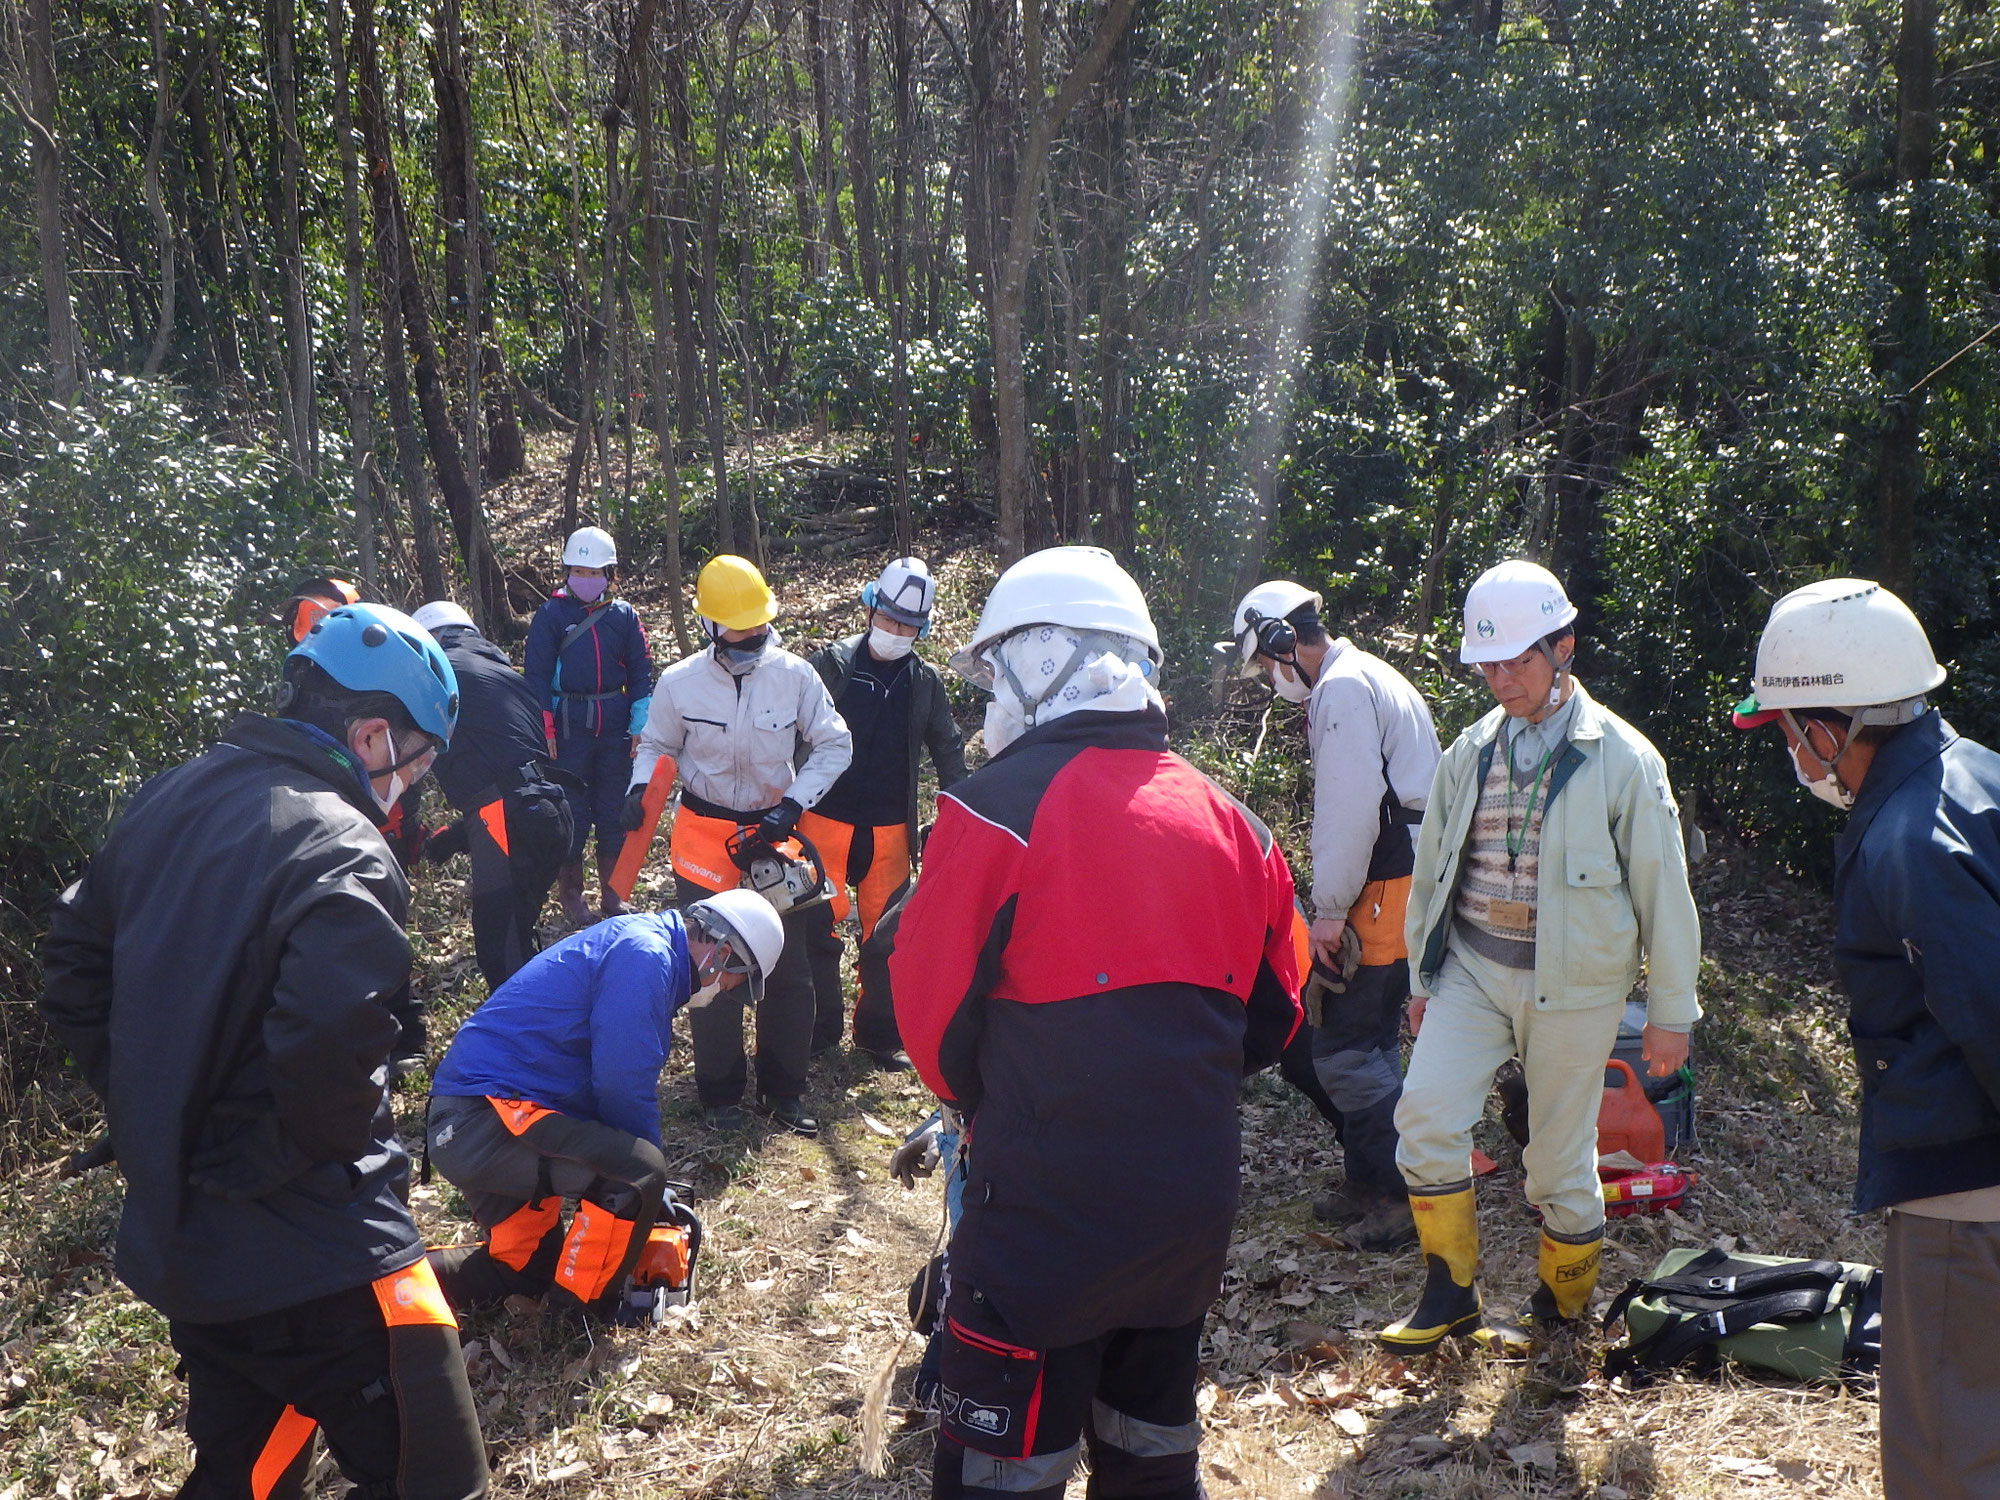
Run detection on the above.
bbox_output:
[568,573,608,603]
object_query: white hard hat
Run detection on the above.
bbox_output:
[412,600,476,636]
[563,526,618,569]
[1732,578,1946,728]
[865,557,937,627]
[1223,580,1323,677]
[686,889,785,1002]
[1460,559,1578,664]
[951,546,1160,686]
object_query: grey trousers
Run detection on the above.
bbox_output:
[1882,1209,2000,1499]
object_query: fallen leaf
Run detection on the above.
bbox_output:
[1331,1407,1367,1436]
[744,1277,777,1294]
[1506,1442,1558,1471]
[787,1199,815,1212]
[860,1113,900,1138]
[542,1460,589,1482]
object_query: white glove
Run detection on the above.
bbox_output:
[891,1117,945,1189]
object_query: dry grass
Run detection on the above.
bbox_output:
[0,444,1885,1498]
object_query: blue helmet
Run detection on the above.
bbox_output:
[287,602,461,746]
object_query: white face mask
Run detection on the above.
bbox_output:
[1796,761,1856,811]
[869,625,917,661]
[686,977,725,1009]
[369,730,414,814]
[1270,663,1312,704]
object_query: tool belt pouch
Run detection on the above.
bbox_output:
[1603,1246,1882,1386]
[939,1292,1050,1459]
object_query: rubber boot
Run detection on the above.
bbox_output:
[599,881,631,919]
[1529,1226,1602,1322]
[1380,1182,1483,1355]
[557,862,591,927]
[1477,1224,1605,1354]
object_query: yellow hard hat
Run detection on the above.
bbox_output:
[696,554,777,631]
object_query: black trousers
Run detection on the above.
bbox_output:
[932,1277,1207,1500]
[1308,959,1408,1194]
[466,786,572,992]
[676,875,818,1104]
[170,1269,486,1500]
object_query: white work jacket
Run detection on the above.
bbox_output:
[632,633,853,814]
[1306,639,1441,918]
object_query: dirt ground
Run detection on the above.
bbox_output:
[0,444,1886,1498]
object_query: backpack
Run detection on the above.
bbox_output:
[1602,1245,1882,1386]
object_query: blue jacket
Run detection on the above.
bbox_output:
[1834,712,2000,1211]
[432,913,690,1146]
[524,591,654,741]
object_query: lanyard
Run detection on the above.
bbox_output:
[1504,728,1557,871]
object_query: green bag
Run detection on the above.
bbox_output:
[1603,1246,1882,1386]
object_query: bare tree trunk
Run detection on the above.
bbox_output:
[887,0,914,551]
[638,54,694,652]
[139,0,176,375]
[777,3,823,281]
[27,0,80,403]
[1877,0,1937,596]
[702,0,758,552]
[329,0,378,586]
[988,0,1140,564]
[214,32,297,450]
[267,0,315,474]
[433,0,485,531]
[356,0,509,627]
[183,36,245,393]
[356,0,443,598]
[664,0,703,441]
[804,0,849,276]
[847,0,881,299]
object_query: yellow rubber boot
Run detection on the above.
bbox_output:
[1380,1183,1482,1355]
[1529,1226,1603,1322]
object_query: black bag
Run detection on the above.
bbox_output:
[1602,1245,1882,1386]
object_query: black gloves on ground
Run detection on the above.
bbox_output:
[757,797,803,844]
[187,1113,319,1202]
[621,786,649,830]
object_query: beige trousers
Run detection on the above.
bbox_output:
[1394,940,1622,1237]
[1882,1209,2000,1499]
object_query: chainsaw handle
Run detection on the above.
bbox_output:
[726,823,831,891]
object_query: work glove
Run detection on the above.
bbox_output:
[891,1115,945,1189]
[187,1113,319,1202]
[423,820,469,864]
[757,797,803,845]
[621,786,649,831]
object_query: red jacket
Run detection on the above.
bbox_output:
[891,707,1300,1345]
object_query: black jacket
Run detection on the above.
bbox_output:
[892,708,1302,1346]
[1834,712,2000,1211]
[809,634,968,847]
[429,625,558,810]
[41,714,424,1323]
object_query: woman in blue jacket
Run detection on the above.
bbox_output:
[525,526,654,923]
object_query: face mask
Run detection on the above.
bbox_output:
[370,730,421,814]
[568,573,608,603]
[1795,760,1856,810]
[869,626,916,661]
[686,977,725,1009]
[983,696,1027,755]
[716,632,770,675]
[1270,663,1312,704]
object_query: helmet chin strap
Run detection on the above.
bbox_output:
[1780,708,1854,783]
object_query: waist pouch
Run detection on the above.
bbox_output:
[1603,1245,1882,1386]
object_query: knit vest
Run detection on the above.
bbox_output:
[1453,739,1549,970]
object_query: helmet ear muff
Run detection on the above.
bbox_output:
[1248,610,1298,662]
[273,679,298,713]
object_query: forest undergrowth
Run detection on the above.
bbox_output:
[0,451,1883,1499]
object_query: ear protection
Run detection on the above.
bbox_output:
[1245,609,1297,661]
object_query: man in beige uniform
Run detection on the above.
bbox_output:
[1384,560,1701,1353]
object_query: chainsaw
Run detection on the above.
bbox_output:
[726,824,834,915]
